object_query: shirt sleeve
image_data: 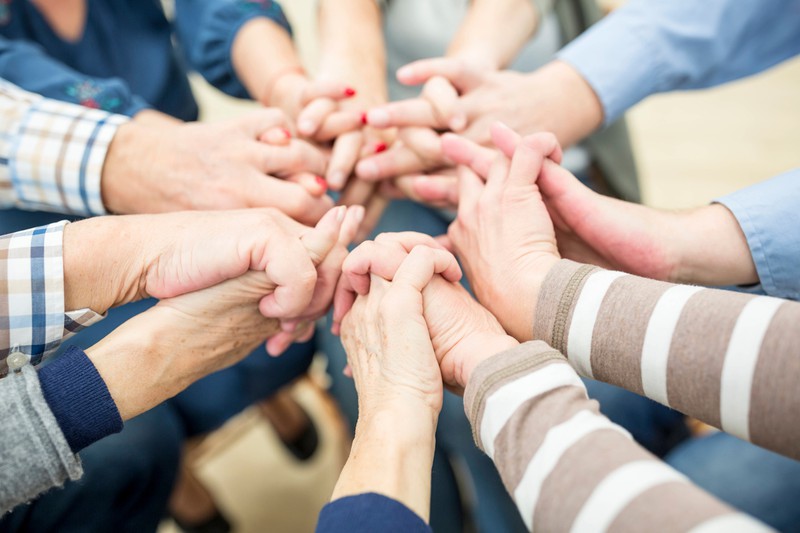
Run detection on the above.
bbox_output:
[173,0,292,99]
[714,170,800,301]
[0,363,82,515]
[532,259,800,461]
[0,221,104,377]
[0,37,151,117]
[558,0,800,124]
[316,493,431,533]
[464,341,772,532]
[0,80,128,216]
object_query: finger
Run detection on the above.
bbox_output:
[327,131,364,190]
[354,194,388,243]
[366,99,441,129]
[286,172,328,197]
[393,174,458,208]
[489,121,522,158]
[396,58,484,92]
[237,108,290,138]
[520,130,564,165]
[332,273,357,330]
[356,128,443,182]
[342,365,353,378]
[302,80,357,104]
[253,141,328,177]
[297,98,337,137]
[339,177,376,207]
[339,204,365,246]
[421,76,465,132]
[258,126,292,146]
[441,134,496,179]
[248,177,334,225]
[484,152,511,199]
[456,165,484,220]
[507,140,546,189]
[315,110,363,142]
[301,205,347,266]
[435,234,454,252]
[391,244,459,293]
[259,236,318,318]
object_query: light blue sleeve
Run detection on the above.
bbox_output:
[173,0,292,99]
[558,0,800,124]
[0,37,150,116]
[715,170,800,301]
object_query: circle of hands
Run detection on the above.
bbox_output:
[130,58,664,413]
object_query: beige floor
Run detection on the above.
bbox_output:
[163,3,800,532]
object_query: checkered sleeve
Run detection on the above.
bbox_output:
[0,222,103,377]
[0,80,128,216]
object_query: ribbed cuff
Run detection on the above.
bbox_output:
[317,493,430,533]
[38,346,123,452]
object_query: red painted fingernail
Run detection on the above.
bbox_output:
[374,142,388,154]
[281,128,291,139]
[315,175,328,191]
[344,87,357,97]
[360,112,368,125]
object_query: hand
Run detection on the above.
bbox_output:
[62,207,363,327]
[85,205,352,421]
[364,59,604,151]
[101,110,334,224]
[444,123,562,341]
[380,168,460,211]
[335,233,518,394]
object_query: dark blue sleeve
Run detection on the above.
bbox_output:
[173,0,292,99]
[38,345,123,453]
[0,36,150,116]
[316,493,432,533]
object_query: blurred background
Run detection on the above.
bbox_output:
[163,1,800,531]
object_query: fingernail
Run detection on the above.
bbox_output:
[344,87,357,97]
[356,160,379,179]
[360,112,368,125]
[336,205,347,222]
[374,142,387,154]
[354,205,365,223]
[298,119,315,135]
[367,109,390,128]
[282,128,292,139]
[397,66,413,79]
[315,175,328,192]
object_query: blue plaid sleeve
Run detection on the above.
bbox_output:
[0,221,103,377]
[0,80,128,216]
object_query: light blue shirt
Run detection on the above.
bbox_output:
[558,0,800,125]
[716,171,800,301]
[557,0,800,300]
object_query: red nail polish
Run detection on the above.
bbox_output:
[344,87,357,97]
[315,175,328,191]
[360,112,368,125]
[281,128,292,138]
[374,142,388,154]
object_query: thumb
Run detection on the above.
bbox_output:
[237,108,290,139]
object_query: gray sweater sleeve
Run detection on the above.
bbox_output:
[0,366,83,515]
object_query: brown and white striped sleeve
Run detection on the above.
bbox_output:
[533,260,800,461]
[464,341,771,532]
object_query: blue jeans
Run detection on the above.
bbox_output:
[0,208,315,530]
[322,199,800,532]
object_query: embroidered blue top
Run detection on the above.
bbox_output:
[0,0,291,119]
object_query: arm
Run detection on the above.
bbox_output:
[0,37,150,116]
[464,342,772,532]
[173,0,292,100]
[532,259,800,461]
[558,0,800,125]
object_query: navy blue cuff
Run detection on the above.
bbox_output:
[316,493,431,533]
[38,345,123,452]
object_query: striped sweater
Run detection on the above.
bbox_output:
[464,260,799,531]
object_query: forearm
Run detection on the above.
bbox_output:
[317,0,387,105]
[447,0,539,70]
[231,17,303,105]
[464,342,768,532]
[331,403,436,522]
[670,204,757,287]
[532,259,800,460]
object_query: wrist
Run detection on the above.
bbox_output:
[505,253,560,342]
[460,334,520,388]
[62,217,145,314]
[671,204,758,287]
